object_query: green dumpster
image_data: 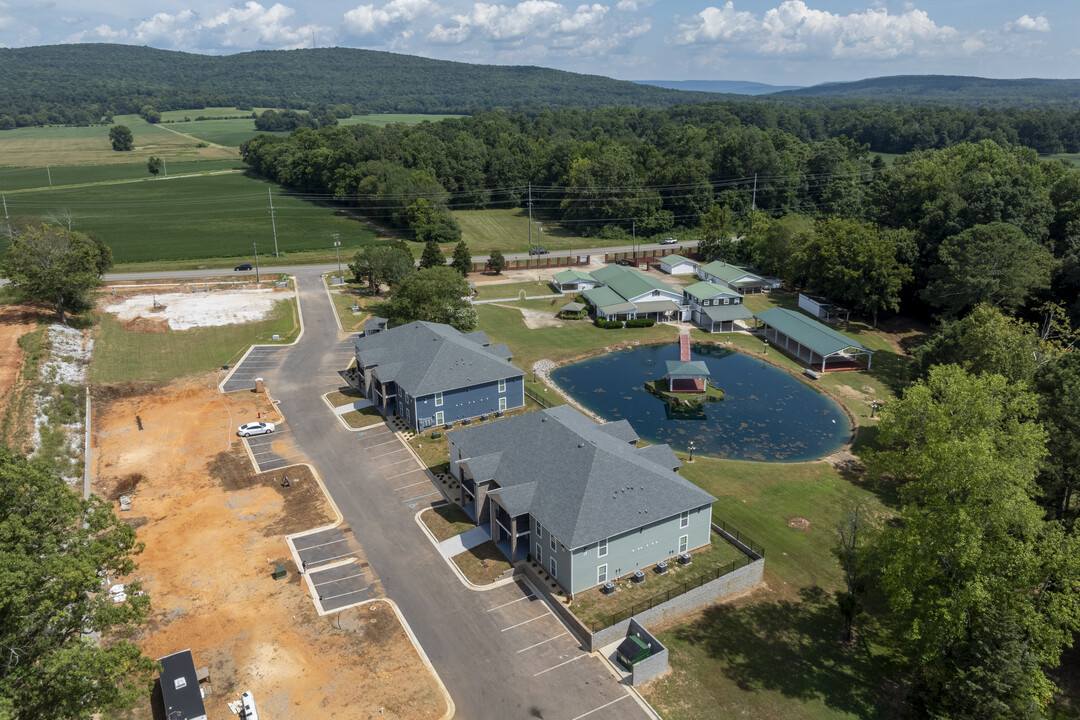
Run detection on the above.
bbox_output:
[616,635,651,671]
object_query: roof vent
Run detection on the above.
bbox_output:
[578,442,585,448]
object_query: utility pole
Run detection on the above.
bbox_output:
[332,233,341,280]
[527,183,533,254]
[268,188,279,257]
[632,220,636,260]
[253,242,260,284]
[46,165,52,188]
[1,195,10,237]
[751,173,757,212]
[163,158,167,177]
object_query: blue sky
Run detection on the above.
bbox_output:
[0,1,1073,85]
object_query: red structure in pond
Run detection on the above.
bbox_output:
[665,334,710,393]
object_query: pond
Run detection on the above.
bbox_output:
[550,343,850,462]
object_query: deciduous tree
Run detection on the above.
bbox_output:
[147,156,162,178]
[107,125,133,151]
[348,244,414,295]
[386,266,477,331]
[923,222,1054,317]
[0,224,108,324]
[0,448,156,719]
[870,365,1080,716]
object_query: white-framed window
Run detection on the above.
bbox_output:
[536,522,544,538]
[597,538,608,557]
[679,535,689,553]
[723,298,729,305]
[680,510,690,529]
[597,564,608,584]
[434,392,443,407]
[550,534,556,552]
[435,411,444,425]
[550,557,557,577]
[498,378,506,393]
[499,397,507,412]
[535,543,542,563]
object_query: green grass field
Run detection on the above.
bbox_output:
[642,457,900,720]
[0,114,236,167]
[2,172,377,263]
[0,159,244,192]
[89,298,300,384]
[471,280,559,300]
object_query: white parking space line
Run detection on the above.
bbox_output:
[298,537,348,551]
[312,571,366,587]
[500,613,551,632]
[401,491,441,503]
[321,587,370,601]
[487,595,536,612]
[305,551,355,567]
[379,458,416,468]
[385,468,425,480]
[370,448,408,459]
[517,632,568,653]
[534,653,586,677]
[571,695,629,720]
[365,439,399,449]
[393,479,431,491]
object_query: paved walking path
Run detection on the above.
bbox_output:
[437,525,492,559]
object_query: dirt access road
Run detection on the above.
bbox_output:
[223,269,655,720]
[92,377,446,719]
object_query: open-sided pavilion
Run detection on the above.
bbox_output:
[754,307,874,372]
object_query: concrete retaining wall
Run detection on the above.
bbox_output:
[627,619,669,686]
[587,558,764,651]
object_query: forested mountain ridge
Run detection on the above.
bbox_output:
[0,43,718,126]
[778,74,1080,108]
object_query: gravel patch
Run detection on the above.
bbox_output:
[103,288,290,330]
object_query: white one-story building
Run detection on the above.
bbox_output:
[658,255,699,275]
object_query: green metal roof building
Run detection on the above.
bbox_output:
[755,307,874,371]
[697,261,770,294]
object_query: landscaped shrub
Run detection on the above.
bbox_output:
[625,318,656,328]
[594,318,624,329]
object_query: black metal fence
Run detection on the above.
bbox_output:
[713,520,766,558]
[590,554,758,632]
[524,389,553,408]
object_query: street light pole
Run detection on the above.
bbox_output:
[688,440,696,463]
[332,233,341,281]
[253,242,260,284]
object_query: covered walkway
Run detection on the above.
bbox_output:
[754,307,874,372]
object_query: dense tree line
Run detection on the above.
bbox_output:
[239,108,1080,322]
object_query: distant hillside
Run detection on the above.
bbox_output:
[0,44,717,127]
[775,75,1080,108]
[636,79,802,95]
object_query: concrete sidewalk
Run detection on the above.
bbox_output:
[437,525,490,559]
[332,399,374,415]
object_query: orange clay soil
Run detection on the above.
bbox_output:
[0,304,39,406]
[92,375,446,720]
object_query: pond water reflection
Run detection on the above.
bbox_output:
[550,343,850,462]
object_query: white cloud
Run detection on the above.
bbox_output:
[674,1,958,59]
[429,1,608,45]
[616,0,654,11]
[1006,14,1050,33]
[343,0,437,36]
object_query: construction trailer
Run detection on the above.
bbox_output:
[158,649,207,720]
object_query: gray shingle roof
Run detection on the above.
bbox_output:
[449,406,715,549]
[353,321,523,397]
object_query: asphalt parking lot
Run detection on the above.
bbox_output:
[243,421,304,472]
[308,562,377,612]
[222,346,285,393]
[352,426,444,509]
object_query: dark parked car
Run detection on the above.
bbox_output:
[529,247,549,255]
[616,259,633,266]
[234,263,253,271]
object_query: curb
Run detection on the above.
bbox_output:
[322,274,348,336]
[414,507,520,593]
[217,274,305,393]
[321,391,385,432]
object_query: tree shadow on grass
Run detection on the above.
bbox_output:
[675,586,902,718]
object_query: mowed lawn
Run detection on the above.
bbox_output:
[454,208,643,256]
[89,298,300,384]
[2,172,377,263]
[0,114,235,167]
[475,303,679,370]
[642,457,901,720]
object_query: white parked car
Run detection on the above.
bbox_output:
[237,421,275,437]
[660,237,679,245]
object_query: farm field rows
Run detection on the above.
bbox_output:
[2,172,377,263]
[0,159,244,192]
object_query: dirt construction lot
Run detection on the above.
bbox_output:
[92,376,446,719]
